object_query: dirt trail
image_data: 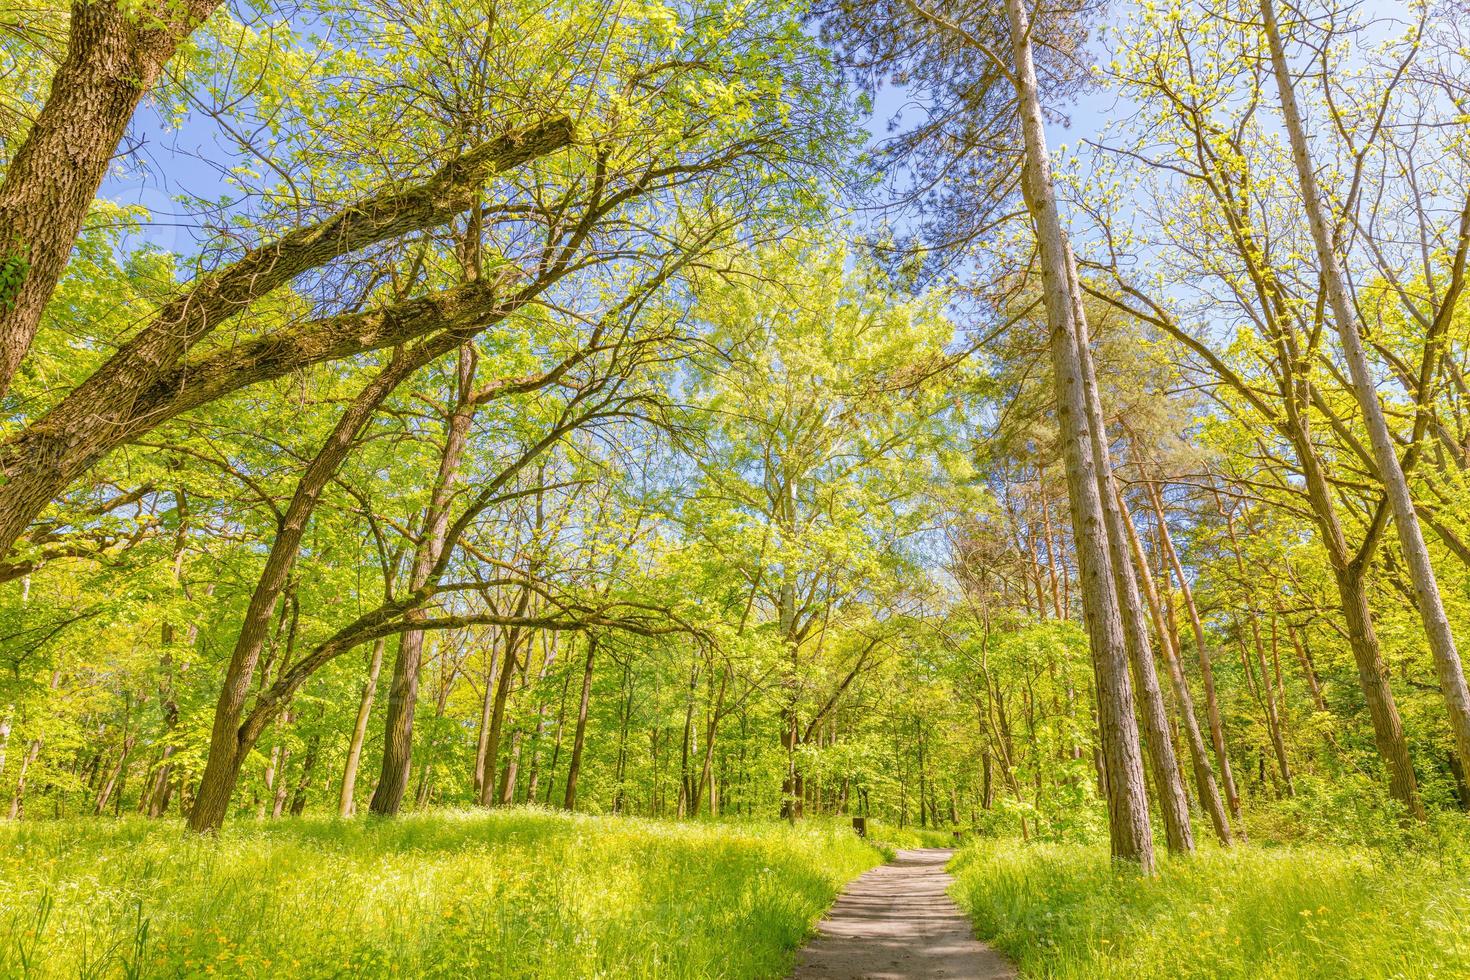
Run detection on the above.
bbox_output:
[790,848,1016,980]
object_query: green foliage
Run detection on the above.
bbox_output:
[864,820,956,851]
[0,810,883,978]
[0,253,26,311]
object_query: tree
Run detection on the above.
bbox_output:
[0,0,218,398]
[822,0,1162,868]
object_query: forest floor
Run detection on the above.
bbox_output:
[791,848,1016,979]
[0,810,885,978]
[950,829,1470,978]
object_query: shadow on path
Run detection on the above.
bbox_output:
[790,848,1016,980]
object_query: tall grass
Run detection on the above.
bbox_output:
[0,809,883,978]
[949,830,1470,979]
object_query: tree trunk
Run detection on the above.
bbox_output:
[189,348,436,832]
[523,633,558,804]
[1119,487,1232,844]
[8,740,39,820]
[498,643,533,805]
[677,658,699,817]
[1287,623,1328,714]
[1262,0,1470,783]
[542,668,573,804]
[0,119,571,562]
[290,726,321,816]
[694,667,727,817]
[270,744,293,818]
[1259,612,1295,796]
[1002,0,1153,870]
[1148,480,1242,821]
[479,631,521,807]
[371,346,478,817]
[1074,258,1193,855]
[612,663,632,815]
[338,636,387,817]
[0,0,217,398]
[93,734,136,815]
[563,637,597,811]
[472,638,503,801]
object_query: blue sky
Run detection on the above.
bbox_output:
[100,0,1413,257]
[103,5,1132,257]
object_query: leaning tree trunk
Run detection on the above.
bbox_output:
[1337,563,1422,816]
[693,667,728,817]
[1002,0,1154,871]
[370,346,478,816]
[1072,249,1193,855]
[1237,415,1422,816]
[189,348,432,833]
[1257,612,1296,797]
[472,639,503,800]
[0,0,217,399]
[1262,0,1470,783]
[1149,479,1243,821]
[338,636,387,817]
[1119,488,1232,844]
[479,630,522,807]
[563,636,597,811]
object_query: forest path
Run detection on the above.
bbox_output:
[790,848,1016,979]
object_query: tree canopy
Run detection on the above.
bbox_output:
[1,0,1469,883]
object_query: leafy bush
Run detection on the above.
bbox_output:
[1242,773,1417,849]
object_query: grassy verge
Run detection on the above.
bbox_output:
[949,834,1470,978]
[0,809,883,978]
[865,821,958,851]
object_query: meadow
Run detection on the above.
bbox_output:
[0,810,885,979]
[949,814,1470,979]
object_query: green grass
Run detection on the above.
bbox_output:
[0,809,884,979]
[949,834,1470,978]
[864,821,959,851]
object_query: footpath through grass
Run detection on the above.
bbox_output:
[0,809,883,978]
[949,829,1470,979]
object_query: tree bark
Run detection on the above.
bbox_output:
[338,636,387,817]
[0,0,218,398]
[1072,248,1193,855]
[1119,487,1232,844]
[1262,0,1470,783]
[1260,612,1295,796]
[677,657,699,817]
[693,667,727,817]
[563,636,597,811]
[479,627,523,807]
[1147,479,1243,822]
[290,728,320,816]
[0,118,571,560]
[1002,0,1154,870]
[370,345,478,816]
[472,637,503,800]
[188,345,439,832]
[93,734,136,815]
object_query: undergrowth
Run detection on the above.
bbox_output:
[0,809,883,979]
